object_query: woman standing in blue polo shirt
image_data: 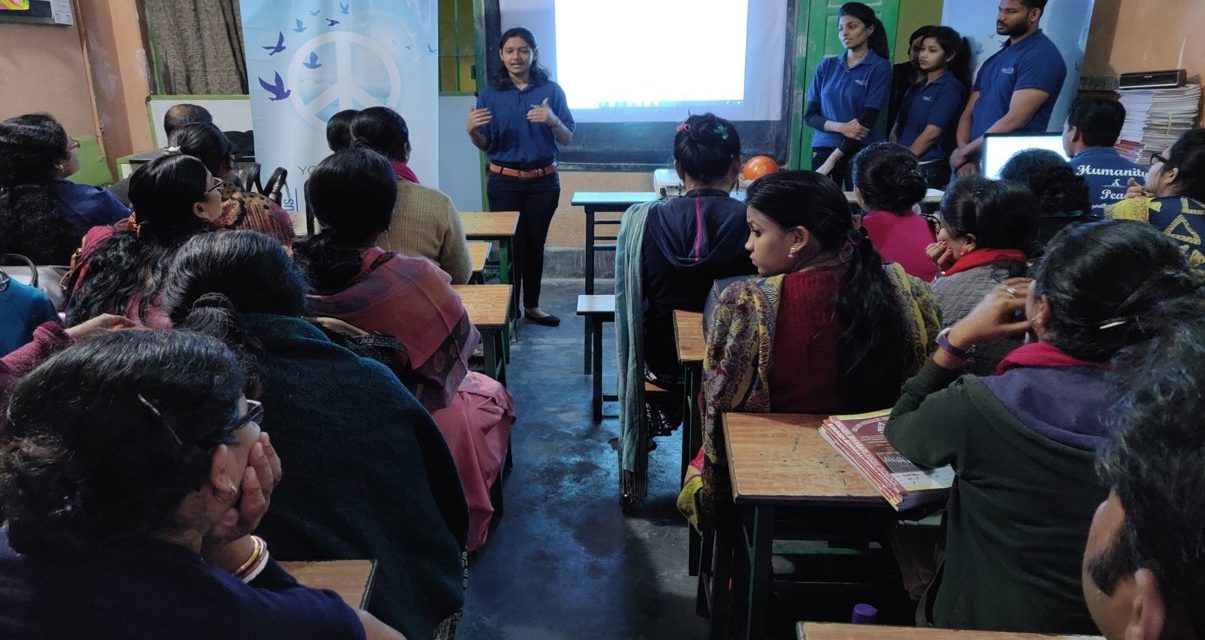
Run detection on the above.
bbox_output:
[804,2,891,189]
[892,26,970,188]
[467,27,575,326]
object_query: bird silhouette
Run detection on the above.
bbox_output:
[426,44,437,53]
[308,9,320,16]
[405,45,413,50]
[326,18,340,26]
[258,72,292,101]
[303,52,322,69]
[262,32,285,55]
[339,2,350,15]
[291,18,306,33]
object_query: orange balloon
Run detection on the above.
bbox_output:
[742,155,780,181]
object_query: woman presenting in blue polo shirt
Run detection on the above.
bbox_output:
[891,26,970,188]
[804,2,892,189]
[467,27,575,326]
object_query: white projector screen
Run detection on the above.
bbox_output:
[499,0,786,124]
[982,133,1071,179]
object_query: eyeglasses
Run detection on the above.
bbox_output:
[204,178,224,196]
[65,138,80,152]
[138,395,263,448]
[231,399,264,431]
[1150,152,1168,167]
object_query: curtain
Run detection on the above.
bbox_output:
[143,0,247,94]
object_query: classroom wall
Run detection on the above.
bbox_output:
[545,171,650,248]
[79,0,155,167]
[0,19,97,139]
[892,0,943,63]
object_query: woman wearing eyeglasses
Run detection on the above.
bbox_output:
[0,330,407,639]
[1107,128,1205,270]
[0,114,129,264]
[66,153,224,328]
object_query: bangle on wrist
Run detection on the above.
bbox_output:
[936,327,974,361]
[232,535,267,580]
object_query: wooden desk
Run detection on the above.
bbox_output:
[577,294,616,421]
[570,192,657,371]
[711,413,891,640]
[798,623,1102,640]
[453,284,513,386]
[674,310,706,576]
[460,211,520,343]
[279,560,376,608]
[467,241,490,283]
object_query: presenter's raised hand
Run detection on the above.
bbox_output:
[526,98,560,127]
[466,107,492,134]
[837,118,869,141]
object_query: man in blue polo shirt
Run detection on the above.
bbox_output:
[950,0,1066,176]
[1062,97,1145,217]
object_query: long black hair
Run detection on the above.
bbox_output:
[350,106,410,162]
[169,122,236,178]
[490,27,552,89]
[0,330,244,558]
[1162,128,1205,201]
[293,148,398,293]
[745,170,908,403]
[673,113,741,185]
[921,26,973,91]
[852,142,927,214]
[838,3,890,60]
[1032,220,1203,362]
[0,114,80,264]
[66,154,215,325]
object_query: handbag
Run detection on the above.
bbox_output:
[0,254,69,311]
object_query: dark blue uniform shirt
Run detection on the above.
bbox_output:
[807,50,891,148]
[897,72,967,162]
[971,30,1066,139]
[476,80,575,166]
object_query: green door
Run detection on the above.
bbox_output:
[790,0,900,169]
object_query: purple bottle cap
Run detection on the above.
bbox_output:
[851,603,878,624]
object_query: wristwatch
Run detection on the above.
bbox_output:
[936,327,974,360]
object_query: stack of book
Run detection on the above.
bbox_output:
[819,410,953,511]
[1117,84,1202,164]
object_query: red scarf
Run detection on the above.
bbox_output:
[389,159,420,184]
[995,342,1109,375]
[943,248,1028,276]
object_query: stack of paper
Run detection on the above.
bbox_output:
[1117,84,1201,164]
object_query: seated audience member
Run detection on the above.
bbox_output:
[351,107,472,284]
[1085,301,1205,640]
[66,154,222,328]
[170,122,294,246]
[0,330,407,639]
[108,104,215,206]
[0,114,129,264]
[928,177,1040,375]
[679,171,941,530]
[326,108,358,152]
[1001,149,1093,244]
[164,230,469,639]
[1063,97,1145,217]
[891,26,970,188]
[886,220,1203,634]
[0,274,56,355]
[296,149,514,552]
[852,143,937,280]
[1108,128,1205,269]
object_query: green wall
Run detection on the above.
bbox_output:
[893,0,944,63]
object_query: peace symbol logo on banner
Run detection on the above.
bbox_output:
[285,31,403,131]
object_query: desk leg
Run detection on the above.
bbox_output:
[710,516,734,640]
[583,208,595,374]
[684,364,701,576]
[485,329,505,387]
[592,316,603,422]
[745,505,775,640]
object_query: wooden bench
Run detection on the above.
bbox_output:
[577,294,616,422]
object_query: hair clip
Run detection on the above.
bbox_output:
[675,123,690,134]
[971,181,990,200]
[713,124,729,140]
[1098,319,1127,331]
[164,146,182,154]
[138,393,183,446]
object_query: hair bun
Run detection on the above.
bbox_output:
[191,292,235,312]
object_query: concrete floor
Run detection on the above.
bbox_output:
[458,279,711,640]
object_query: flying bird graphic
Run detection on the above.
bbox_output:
[291,19,306,33]
[303,52,322,69]
[405,45,413,50]
[339,2,350,14]
[262,32,285,55]
[308,9,320,16]
[426,44,437,53]
[258,72,292,101]
[326,18,340,26]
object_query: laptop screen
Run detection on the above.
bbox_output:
[981,133,1070,179]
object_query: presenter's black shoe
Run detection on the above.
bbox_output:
[524,309,561,326]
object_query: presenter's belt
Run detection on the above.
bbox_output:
[488,163,558,179]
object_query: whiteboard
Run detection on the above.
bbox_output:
[146,95,253,147]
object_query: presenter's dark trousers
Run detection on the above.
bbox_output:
[487,172,560,309]
[811,147,853,190]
